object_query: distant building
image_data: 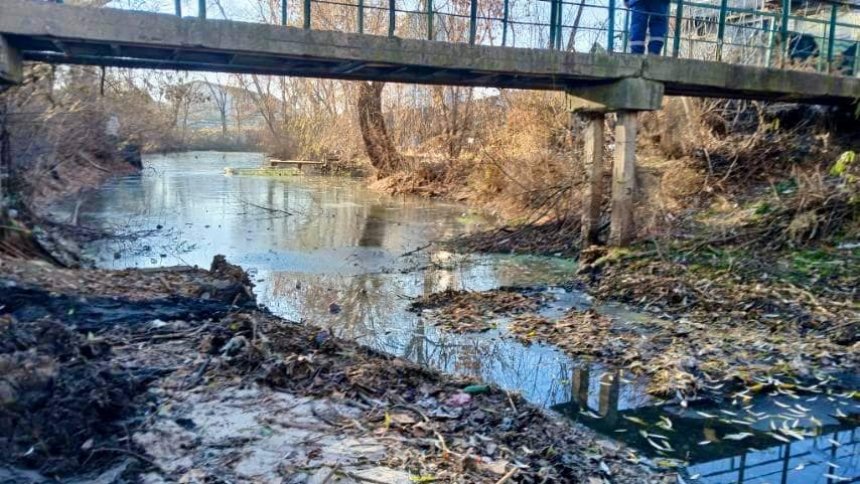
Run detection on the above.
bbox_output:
[184,81,267,133]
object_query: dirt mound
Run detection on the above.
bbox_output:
[0,317,152,475]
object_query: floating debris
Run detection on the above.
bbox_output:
[410,288,554,333]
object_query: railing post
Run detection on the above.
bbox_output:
[281,0,287,25]
[304,0,311,28]
[389,0,396,37]
[550,0,558,49]
[470,0,478,44]
[608,0,616,52]
[198,0,206,19]
[426,0,433,40]
[818,22,826,72]
[623,7,630,53]
[358,0,365,33]
[716,0,727,61]
[556,0,564,49]
[826,3,837,71]
[174,0,181,16]
[502,0,509,46]
[854,41,860,77]
[765,15,776,67]
[672,0,684,57]
[780,0,790,63]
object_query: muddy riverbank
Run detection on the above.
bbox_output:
[0,255,658,483]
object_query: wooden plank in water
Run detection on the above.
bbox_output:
[267,159,326,166]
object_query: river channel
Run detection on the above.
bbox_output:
[59,151,859,483]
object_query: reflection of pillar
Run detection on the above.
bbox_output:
[358,205,387,247]
[703,427,718,443]
[737,452,746,483]
[780,442,791,484]
[427,251,456,293]
[598,371,620,425]
[408,318,426,365]
[572,367,590,408]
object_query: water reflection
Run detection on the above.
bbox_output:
[61,151,858,483]
[554,366,859,483]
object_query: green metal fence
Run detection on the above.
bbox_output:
[105,0,860,76]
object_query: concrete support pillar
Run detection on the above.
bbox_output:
[580,112,605,247]
[609,111,637,247]
[0,35,22,90]
[567,78,661,247]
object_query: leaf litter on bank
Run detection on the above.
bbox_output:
[410,287,555,333]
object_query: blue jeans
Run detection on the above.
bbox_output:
[629,0,669,55]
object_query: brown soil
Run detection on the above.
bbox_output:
[453,218,583,257]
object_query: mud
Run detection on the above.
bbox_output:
[0,316,156,476]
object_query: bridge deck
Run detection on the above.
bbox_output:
[0,0,858,104]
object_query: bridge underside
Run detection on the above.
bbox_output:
[0,0,858,105]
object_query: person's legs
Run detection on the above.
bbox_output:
[646,0,670,55]
[629,2,648,54]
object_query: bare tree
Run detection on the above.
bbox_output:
[204,81,230,138]
[357,81,400,176]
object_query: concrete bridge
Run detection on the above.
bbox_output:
[1,0,858,245]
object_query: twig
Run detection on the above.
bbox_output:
[238,198,293,216]
[89,447,160,470]
[76,150,111,172]
[391,403,430,422]
[505,391,518,413]
[400,242,432,258]
[342,471,390,484]
[320,464,340,484]
[434,430,452,458]
[182,355,212,390]
[495,467,518,484]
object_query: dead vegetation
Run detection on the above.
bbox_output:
[0,317,152,476]
[363,93,857,266]
[410,288,555,333]
[508,301,858,398]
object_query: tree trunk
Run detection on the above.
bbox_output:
[356,81,400,177]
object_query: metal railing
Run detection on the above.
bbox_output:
[97,0,859,76]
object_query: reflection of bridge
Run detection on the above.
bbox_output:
[1,0,858,245]
[552,367,860,482]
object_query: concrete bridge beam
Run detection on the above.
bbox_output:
[0,36,22,91]
[568,78,662,247]
[566,78,664,113]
